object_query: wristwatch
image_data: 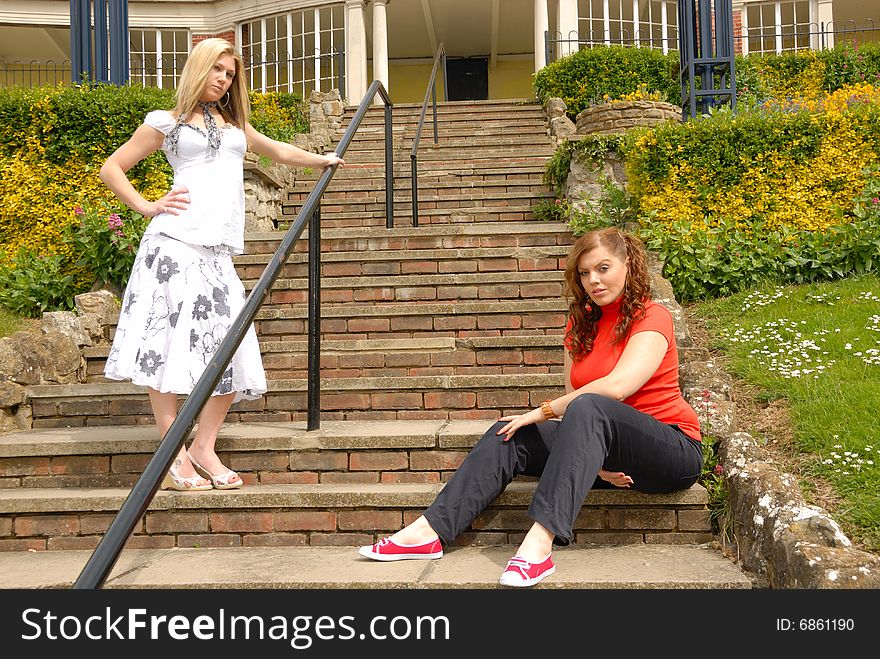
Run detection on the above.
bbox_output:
[540,400,557,420]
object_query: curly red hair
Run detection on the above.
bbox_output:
[563,228,651,362]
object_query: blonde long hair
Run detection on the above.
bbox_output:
[563,227,651,361]
[173,38,250,128]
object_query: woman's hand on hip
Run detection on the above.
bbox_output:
[143,186,190,218]
[496,408,544,442]
[598,469,633,488]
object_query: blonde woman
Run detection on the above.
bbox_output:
[100,38,344,491]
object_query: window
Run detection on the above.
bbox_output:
[240,4,345,96]
[130,29,190,88]
[741,1,811,55]
[577,0,678,53]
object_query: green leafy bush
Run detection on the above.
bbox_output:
[639,171,880,302]
[533,45,679,118]
[64,201,149,292]
[0,83,308,317]
[0,249,80,317]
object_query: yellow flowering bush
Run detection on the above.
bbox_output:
[0,84,307,314]
[602,83,665,104]
[628,85,880,236]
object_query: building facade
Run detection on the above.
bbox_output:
[0,0,873,102]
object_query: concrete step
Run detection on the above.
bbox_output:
[0,544,753,588]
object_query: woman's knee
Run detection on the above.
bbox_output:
[565,392,614,418]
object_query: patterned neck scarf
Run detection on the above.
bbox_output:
[165,101,223,156]
[197,101,222,151]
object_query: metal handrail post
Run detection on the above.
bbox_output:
[432,83,438,145]
[73,79,392,589]
[410,43,446,228]
[385,103,394,228]
[411,154,419,228]
[307,204,321,430]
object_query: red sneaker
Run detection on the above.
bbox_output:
[499,554,555,587]
[358,537,444,561]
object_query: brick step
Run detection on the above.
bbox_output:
[287,188,553,207]
[84,335,566,382]
[341,121,549,140]
[233,244,568,280]
[26,374,568,426]
[343,99,544,117]
[0,544,753,589]
[246,221,573,256]
[339,134,553,152]
[280,205,545,228]
[290,162,549,186]
[0,478,713,551]
[250,298,568,340]
[284,199,551,222]
[244,270,564,307]
[0,419,496,486]
[337,145,555,162]
[288,177,549,195]
[98,297,564,343]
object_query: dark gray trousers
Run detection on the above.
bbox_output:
[423,393,704,546]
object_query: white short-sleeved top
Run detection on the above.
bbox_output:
[142,109,248,254]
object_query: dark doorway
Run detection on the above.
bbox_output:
[446,57,488,101]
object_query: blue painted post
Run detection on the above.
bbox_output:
[94,0,109,82]
[69,0,93,84]
[108,0,130,85]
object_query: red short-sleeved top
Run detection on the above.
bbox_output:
[565,298,701,442]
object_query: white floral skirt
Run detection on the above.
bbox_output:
[104,233,267,403]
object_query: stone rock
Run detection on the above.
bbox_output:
[0,380,26,407]
[543,97,567,118]
[31,332,83,384]
[41,311,92,347]
[75,290,120,326]
[0,334,41,385]
[549,115,576,141]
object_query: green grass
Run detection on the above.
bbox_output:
[0,306,25,338]
[692,275,880,552]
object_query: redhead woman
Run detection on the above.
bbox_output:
[100,38,344,491]
[358,227,702,586]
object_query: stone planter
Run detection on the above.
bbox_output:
[575,100,682,136]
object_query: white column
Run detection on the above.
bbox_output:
[372,0,389,93]
[556,0,579,57]
[815,0,834,50]
[534,0,548,71]
[345,0,368,104]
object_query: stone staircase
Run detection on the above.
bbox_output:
[0,99,751,588]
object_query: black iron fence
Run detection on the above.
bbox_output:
[546,19,880,63]
[2,49,345,96]
[0,59,73,87]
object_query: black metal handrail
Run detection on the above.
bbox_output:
[73,79,394,589]
[410,43,447,227]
